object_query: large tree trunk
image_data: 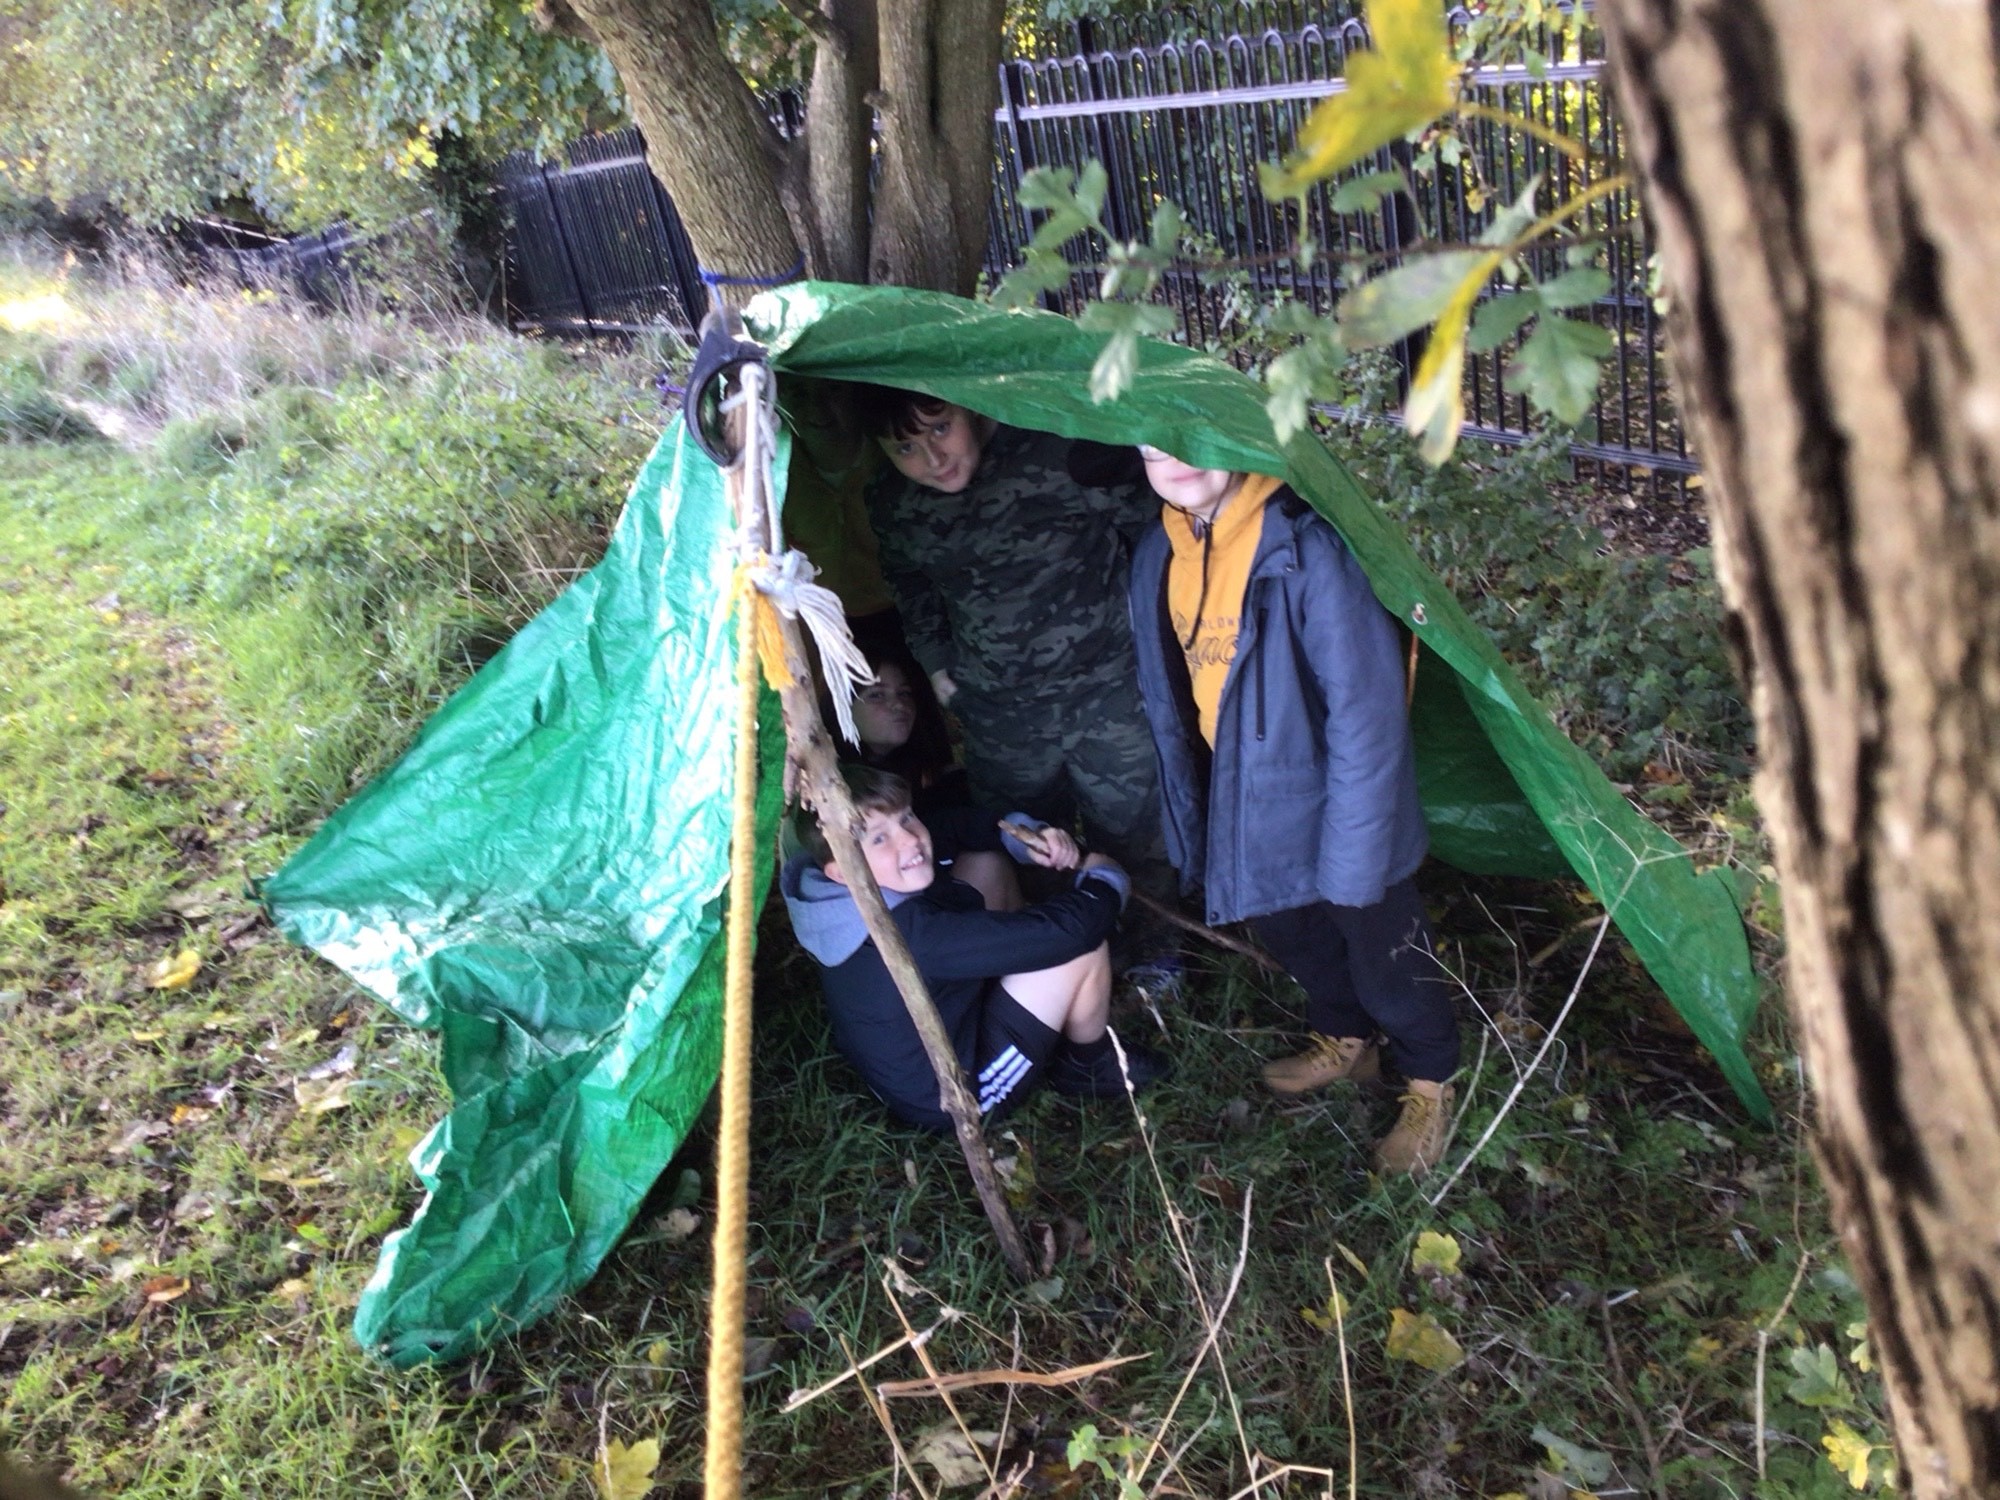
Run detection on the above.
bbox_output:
[547,0,998,297]
[1599,3,2000,1493]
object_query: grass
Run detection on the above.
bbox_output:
[0,251,1894,1498]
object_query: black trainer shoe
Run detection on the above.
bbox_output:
[1043,1041,1171,1099]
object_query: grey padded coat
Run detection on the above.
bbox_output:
[1128,487,1428,925]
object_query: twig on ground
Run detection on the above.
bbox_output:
[1220,1463,1341,1500]
[1126,1068,1257,1494]
[781,1317,950,1412]
[1327,1258,1357,1500]
[1428,913,1612,1208]
[875,1352,1150,1399]
[1754,1248,1814,1485]
[839,1330,938,1500]
[879,1266,997,1491]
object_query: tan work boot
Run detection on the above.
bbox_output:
[1260,1034,1380,1096]
[1373,1080,1456,1176]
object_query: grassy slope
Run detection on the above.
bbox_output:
[0,275,1892,1498]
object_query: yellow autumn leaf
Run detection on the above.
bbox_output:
[593,1437,660,1500]
[1411,1230,1462,1276]
[1406,251,1503,465]
[1821,1420,1875,1491]
[1334,1240,1369,1276]
[145,949,202,990]
[1260,0,1456,196]
[131,1029,167,1043]
[293,1075,355,1115]
[1845,1319,1873,1374]
[1385,1306,1465,1371]
[1300,1287,1350,1332]
[270,1277,312,1301]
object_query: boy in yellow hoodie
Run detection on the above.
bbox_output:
[1126,448,1458,1175]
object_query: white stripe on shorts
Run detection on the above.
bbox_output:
[978,1045,1032,1113]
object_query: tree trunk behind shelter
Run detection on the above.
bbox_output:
[1599,2,2000,1493]
[550,0,999,300]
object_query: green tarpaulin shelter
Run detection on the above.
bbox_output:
[261,282,1768,1367]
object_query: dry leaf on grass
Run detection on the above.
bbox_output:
[142,1275,190,1304]
[912,1424,998,1488]
[1385,1307,1464,1370]
[592,1437,660,1500]
[1412,1229,1462,1276]
[145,949,201,989]
[292,1075,355,1115]
[114,1119,172,1152]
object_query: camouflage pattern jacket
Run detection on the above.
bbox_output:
[864,425,1155,707]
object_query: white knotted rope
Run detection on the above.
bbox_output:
[723,361,875,747]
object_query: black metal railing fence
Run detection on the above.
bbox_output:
[498,2,1692,490]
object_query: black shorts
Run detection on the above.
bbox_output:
[970,982,1064,1121]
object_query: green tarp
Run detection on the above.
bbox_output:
[262,282,1768,1368]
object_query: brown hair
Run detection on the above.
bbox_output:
[849,383,954,440]
[788,764,913,869]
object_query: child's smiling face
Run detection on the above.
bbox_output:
[1140,447,1241,521]
[830,805,935,894]
[852,661,917,753]
[880,403,984,494]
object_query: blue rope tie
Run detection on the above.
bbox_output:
[698,255,807,289]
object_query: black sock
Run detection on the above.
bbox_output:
[1066,1035,1112,1062]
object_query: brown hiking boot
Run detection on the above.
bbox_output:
[1373,1080,1456,1176]
[1260,1034,1380,1096]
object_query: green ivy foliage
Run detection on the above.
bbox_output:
[1332,366,1751,785]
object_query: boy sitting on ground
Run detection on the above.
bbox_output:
[779,765,1167,1132]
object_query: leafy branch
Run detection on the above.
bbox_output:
[989,0,1631,465]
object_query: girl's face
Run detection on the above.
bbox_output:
[1140,448,1241,521]
[879,404,984,494]
[852,662,918,752]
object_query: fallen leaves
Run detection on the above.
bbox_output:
[592,1437,660,1500]
[112,1119,172,1153]
[1300,1288,1349,1334]
[1411,1230,1462,1277]
[141,1274,190,1304]
[911,1424,997,1488]
[144,949,202,990]
[1385,1307,1464,1371]
[292,1075,355,1115]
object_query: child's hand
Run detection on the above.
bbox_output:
[998,819,1079,870]
[930,668,959,704]
[1029,828,1080,871]
[1081,851,1125,876]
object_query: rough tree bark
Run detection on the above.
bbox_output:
[544,0,999,297]
[1599,3,2000,1493]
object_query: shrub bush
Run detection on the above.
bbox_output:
[1331,413,1752,784]
[124,338,661,819]
[0,338,95,443]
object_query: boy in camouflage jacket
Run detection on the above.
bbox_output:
[854,388,1170,908]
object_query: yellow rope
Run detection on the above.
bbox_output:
[703,564,764,1500]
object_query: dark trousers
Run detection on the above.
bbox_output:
[1248,877,1460,1083]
